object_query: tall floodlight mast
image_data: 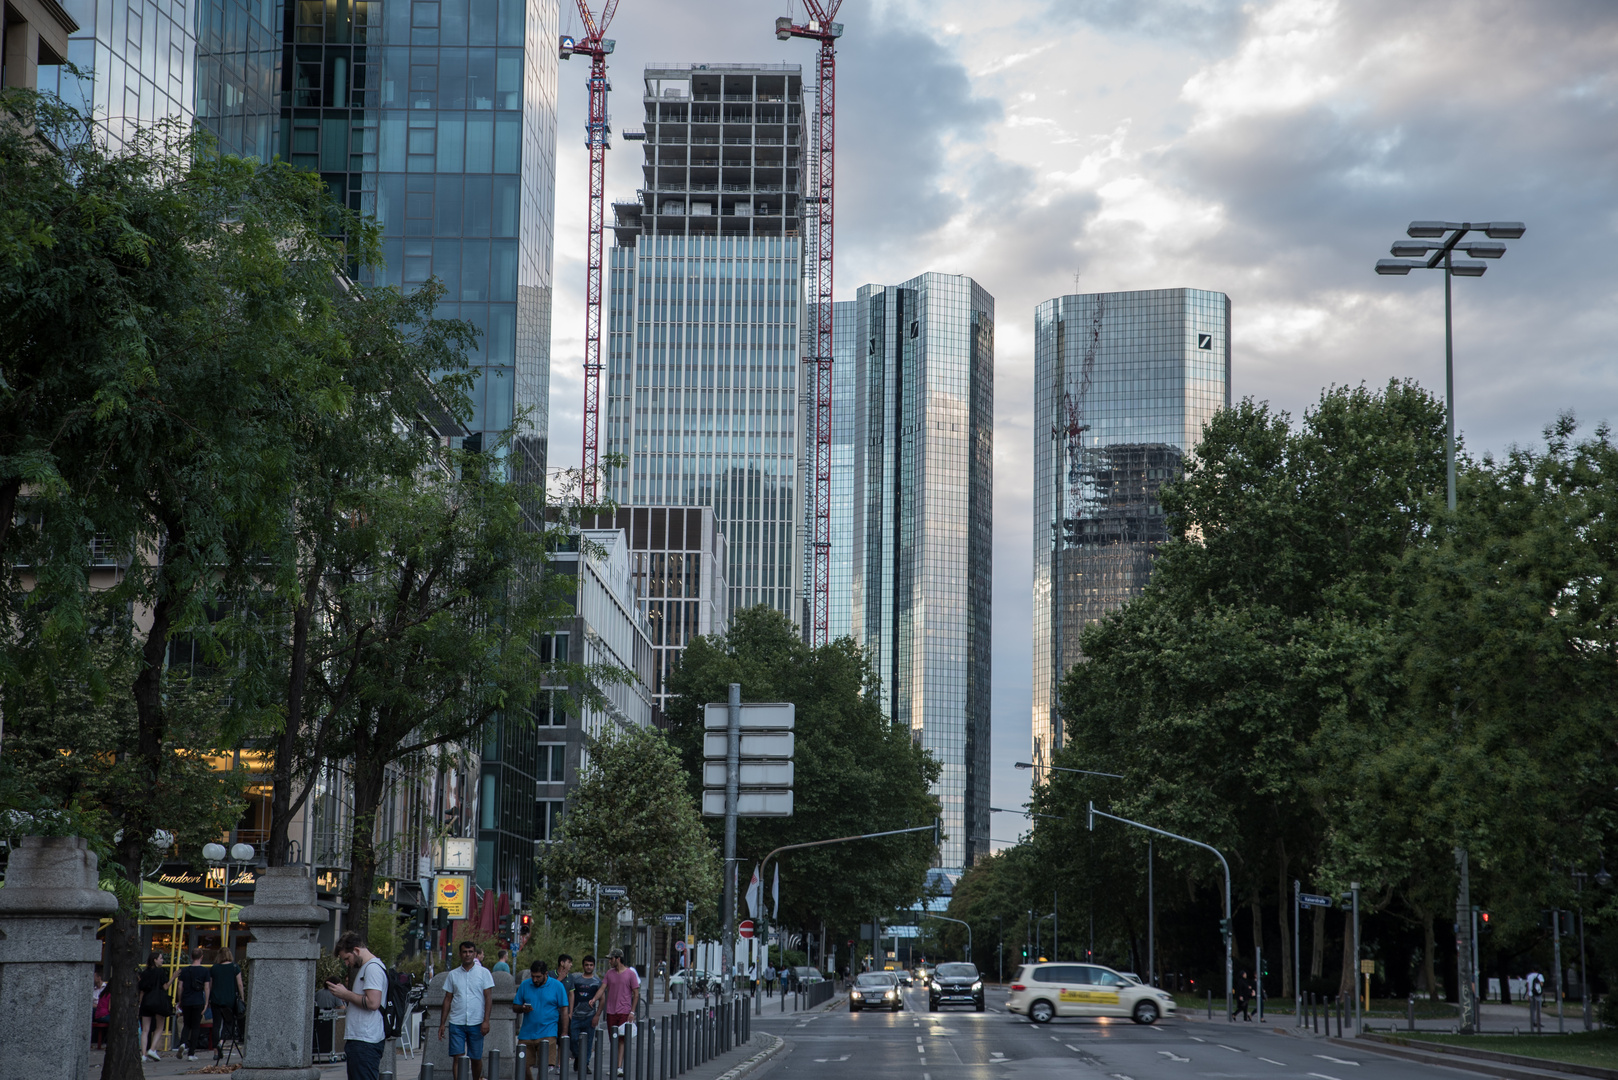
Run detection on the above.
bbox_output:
[775,4,843,646]
[563,1,620,503]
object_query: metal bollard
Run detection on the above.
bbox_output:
[490,1048,501,1080]
[1336,996,1343,1039]
[1408,994,1415,1031]
[1206,990,1212,1020]
[382,1073,394,1080]
[424,1063,434,1080]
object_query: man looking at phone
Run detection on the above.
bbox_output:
[513,960,569,1080]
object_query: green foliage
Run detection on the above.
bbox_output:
[367,903,410,966]
[663,607,942,938]
[515,918,594,972]
[540,723,720,933]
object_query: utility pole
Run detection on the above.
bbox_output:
[1293,879,1302,1028]
[720,683,741,997]
[1456,849,1475,1034]
[1147,839,1154,985]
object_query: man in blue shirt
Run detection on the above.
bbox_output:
[512,960,570,1080]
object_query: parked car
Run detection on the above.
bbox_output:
[1005,962,1177,1025]
[849,971,903,1012]
[928,962,985,1012]
[669,969,721,998]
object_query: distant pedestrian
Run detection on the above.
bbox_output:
[209,946,246,1060]
[137,952,172,1061]
[174,948,212,1060]
[1527,969,1546,1030]
[513,960,570,1080]
[494,948,513,974]
[327,931,389,1080]
[91,970,110,1049]
[1234,970,1254,1022]
[591,948,641,1078]
[440,940,497,1080]
[763,964,775,998]
[566,955,602,1074]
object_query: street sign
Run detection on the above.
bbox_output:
[702,789,794,816]
[663,913,685,925]
[1360,959,1376,974]
[569,899,595,913]
[704,703,796,730]
[1298,893,1332,908]
[675,941,687,952]
[434,875,469,919]
[702,731,795,759]
[739,920,755,939]
[702,761,795,788]
[888,925,921,939]
[599,885,627,898]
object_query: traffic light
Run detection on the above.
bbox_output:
[1021,947,1028,959]
[1218,918,1230,941]
[1560,911,1576,938]
[1479,911,1492,934]
[933,817,942,847]
[436,906,450,930]
[521,913,533,934]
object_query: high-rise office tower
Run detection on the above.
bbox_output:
[607,62,804,618]
[799,300,856,640]
[1031,289,1230,770]
[38,0,198,146]
[851,273,993,873]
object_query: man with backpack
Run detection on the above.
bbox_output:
[329,931,390,1080]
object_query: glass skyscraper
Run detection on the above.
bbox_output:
[800,300,857,639]
[40,0,198,145]
[606,63,804,618]
[850,273,993,873]
[1031,288,1230,770]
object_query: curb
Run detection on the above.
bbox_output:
[1353,1033,1618,1080]
[712,1034,787,1080]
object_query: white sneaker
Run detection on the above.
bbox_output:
[145,1049,160,1061]
[187,1054,198,1061]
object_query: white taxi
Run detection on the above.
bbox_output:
[1006,962,1176,1025]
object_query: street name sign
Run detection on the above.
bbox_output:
[598,885,627,898]
[1298,893,1332,908]
[663,913,685,925]
[569,899,595,913]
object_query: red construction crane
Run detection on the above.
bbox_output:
[563,1,619,504]
[776,3,843,646]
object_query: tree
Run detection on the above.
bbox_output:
[1049,382,1448,997]
[540,723,720,936]
[662,607,942,940]
[1,91,375,1080]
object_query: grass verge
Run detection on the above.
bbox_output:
[1401,1029,1618,1070]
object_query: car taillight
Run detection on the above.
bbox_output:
[1010,984,1026,992]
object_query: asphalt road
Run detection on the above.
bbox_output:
[752,984,1503,1080]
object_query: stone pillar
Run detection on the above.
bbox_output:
[421,968,517,1076]
[235,866,329,1080]
[0,835,118,1080]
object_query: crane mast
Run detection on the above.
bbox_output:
[776,3,842,646]
[566,1,619,504]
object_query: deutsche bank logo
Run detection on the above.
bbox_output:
[1196,333,1213,350]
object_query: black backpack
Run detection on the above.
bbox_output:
[370,961,412,1039]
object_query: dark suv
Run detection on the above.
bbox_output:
[928,962,984,1011]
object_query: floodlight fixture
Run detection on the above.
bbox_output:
[1407,221,1449,238]
[1450,260,1488,277]
[1461,241,1506,258]
[1376,259,1419,275]
[1484,222,1526,239]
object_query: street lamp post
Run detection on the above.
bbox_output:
[201,841,256,949]
[1015,761,1124,780]
[1374,220,1525,512]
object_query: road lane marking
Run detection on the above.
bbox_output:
[1218,1043,1243,1052]
[1308,1073,1344,1080]
[1314,1054,1360,1065]
[1109,1075,1135,1080]
[1260,1058,1287,1066]
[1187,1035,1205,1042]
[1158,1050,1190,1062]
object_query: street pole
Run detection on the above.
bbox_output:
[721,683,741,998]
[594,887,601,966]
[1471,905,1481,1010]
[1554,911,1565,1034]
[1147,838,1154,986]
[1256,945,1263,1021]
[1091,802,1232,1021]
[1053,890,1059,961]
[1351,882,1361,1036]
[1444,250,1455,511]
[1456,848,1475,1034]
[1293,880,1302,1028]
[1579,905,1591,1030]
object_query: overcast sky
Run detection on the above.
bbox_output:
[541,0,1618,844]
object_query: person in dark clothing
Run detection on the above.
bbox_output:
[1234,970,1254,1021]
[174,948,213,1059]
[138,953,173,1060]
[210,946,246,1059]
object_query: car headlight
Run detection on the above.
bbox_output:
[884,990,895,998]
[972,981,983,991]
[851,990,862,998]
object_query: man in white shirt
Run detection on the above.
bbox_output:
[440,940,497,1079]
[328,931,389,1080]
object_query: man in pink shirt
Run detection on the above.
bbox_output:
[590,948,641,1077]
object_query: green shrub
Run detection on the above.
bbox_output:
[367,902,410,966]
[516,918,592,973]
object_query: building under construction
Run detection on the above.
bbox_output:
[1032,289,1230,771]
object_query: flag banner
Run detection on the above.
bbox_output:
[744,864,762,919]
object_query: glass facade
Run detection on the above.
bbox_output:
[41,0,197,146]
[195,0,278,159]
[606,63,805,618]
[1031,289,1230,771]
[800,300,857,640]
[851,273,994,872]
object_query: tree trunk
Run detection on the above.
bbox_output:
[1421,911,1438,1000]
[102,854,147,1080]
[1276,854,1294,1000]
[344,722,389,940]
[269,551,327,867]
[1338,912,1356,1001]
[1310,904,1325,980]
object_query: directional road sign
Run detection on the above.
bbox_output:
[702,789,794,816]
[1298,893,1332,908]
[702,731,795,759]
[702,761,794,788]
[569,899,595,912]
[704,703,795,730]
